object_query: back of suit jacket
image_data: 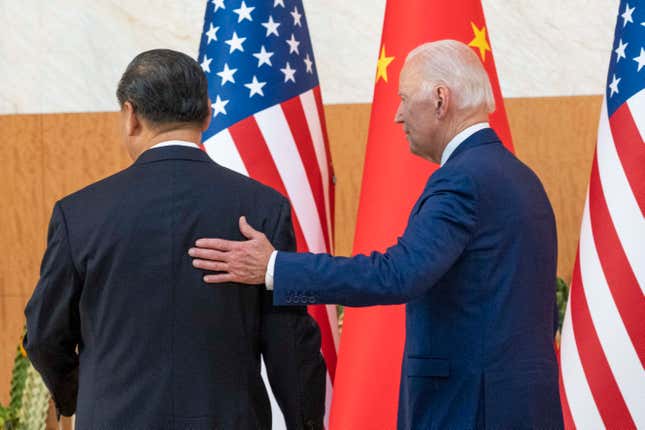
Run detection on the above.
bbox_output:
[24,146,326,430]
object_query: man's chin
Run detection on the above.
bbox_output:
[408,142,420,156]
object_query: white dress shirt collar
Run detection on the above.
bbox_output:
[149,140,200,150]
[440,122,490,166]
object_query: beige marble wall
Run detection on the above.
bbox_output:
[0,0,619,113]
[483,0,618,97]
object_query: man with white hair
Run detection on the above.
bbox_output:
[189,40,564,429]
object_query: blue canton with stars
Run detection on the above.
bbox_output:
[197,0,319,140]
[607,0,645,115]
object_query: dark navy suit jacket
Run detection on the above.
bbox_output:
[273,129,564,429]
[24,146,326,430]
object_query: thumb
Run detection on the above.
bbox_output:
[239,216,261,240]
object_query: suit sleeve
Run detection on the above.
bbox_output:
[273,171,479,306]
[23,202,82,417]
[260,199,326,430]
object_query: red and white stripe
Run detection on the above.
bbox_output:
[203,86,338,426]
[559,91,645,429]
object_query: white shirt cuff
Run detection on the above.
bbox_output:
[265,250,278,290]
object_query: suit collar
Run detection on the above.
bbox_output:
[134,145,213,166]
[149,140,200,150]
[443,127,501,165]
[440,122,489,166]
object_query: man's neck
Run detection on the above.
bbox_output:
[147,129,202,149]
[439,122,489,166]
[135,128,202,159]
[433,112,489,162]
[450,112,490,142]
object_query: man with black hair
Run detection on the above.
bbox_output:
[24,49,326,430]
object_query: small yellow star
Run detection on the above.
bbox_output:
[376,45,395,83]
[468,22,491,62]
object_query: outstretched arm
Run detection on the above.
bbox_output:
[190,172,478,306]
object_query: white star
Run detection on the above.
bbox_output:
[211,95,229,117]
[200,55,212,73]
[286,34,300,54]
[608,74,621,97]
[233,1,255,23]
[211,0,225,12]
[615,39,628,62]
[621,3,635,27]
[274,0,285,7]
[290,6,302,27]
[216,63,237,86]
[205,23,219,44]
[642,21,645,27]
[244,76,266,97]
[262,15,280,37]
[225,32,246,53]
[253,45,274,67]
[304,54,313,73]
[280,62,296,83]
[634,47,645,72]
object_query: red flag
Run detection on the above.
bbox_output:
[329,1,513,428]
[558,2,645,428]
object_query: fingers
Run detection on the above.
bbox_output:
[239,216,263,240]
[194,238,235,251]
[191,219,268,286]
[192,259,228,272]
[203,273,236,283]
[188,247,228,261]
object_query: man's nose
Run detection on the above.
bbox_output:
[394,104,403,123]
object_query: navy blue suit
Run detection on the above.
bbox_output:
[24,146,326,429]
[273,129,564,429]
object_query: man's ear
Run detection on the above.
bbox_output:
[202,102,213,132]
[123,101,142,137]
[435,86,450,118]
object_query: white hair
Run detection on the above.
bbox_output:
[406,40,495,114]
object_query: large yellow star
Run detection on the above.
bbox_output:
[468,22,491,62]
[376,45,395,83]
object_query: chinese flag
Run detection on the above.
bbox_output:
[329,1,514,428]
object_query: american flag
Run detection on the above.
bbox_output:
[196,0,338,426]
[559,1,645,428]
